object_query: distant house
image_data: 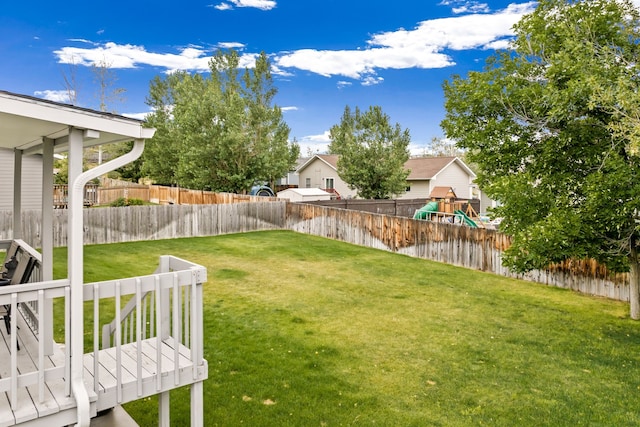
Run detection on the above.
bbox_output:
[296,154,480,202]
[401,156,476,201]
[296,154,356,199]
[0,148,43,210]
[276,157,308,188]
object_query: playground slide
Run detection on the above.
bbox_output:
[413,201,439,220]
[454,209,478,228]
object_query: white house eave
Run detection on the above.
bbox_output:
[296,155,337,174]
[431,157,477,181]
[0,91,155,153]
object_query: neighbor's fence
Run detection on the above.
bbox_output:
[305,198,481,218]
[90,181,278,206]
[0,201,630,302]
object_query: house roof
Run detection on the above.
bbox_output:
[0,90,155,154]
[405,156,476,181]
[296,154,475,182]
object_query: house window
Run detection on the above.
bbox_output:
[325,178,334,189]
[305,178,311,188]
[406,185,411,192]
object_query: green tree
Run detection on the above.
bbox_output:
[441,0,640,318]
[329,106,410,199]
[142,50,298,192]
[142,72,184,185]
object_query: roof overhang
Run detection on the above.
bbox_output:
[0,90,155,154]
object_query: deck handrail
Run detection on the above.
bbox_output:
[99,256,170,348]
[100,255,206,348]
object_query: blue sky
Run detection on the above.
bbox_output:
[2,1,555,155]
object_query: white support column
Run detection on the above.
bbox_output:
[41,138,54,280]
[191,273,204,427]
[67,127,91,427]
[12,149,22,239]
[191,382,203,427]
[159,391,170,427]
[41,138,54,355]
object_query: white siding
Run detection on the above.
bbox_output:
[0,148,43,210]
[479,189,498,214]
[398,180,430,200]
[297,158,356,199]
[431,162,473,199]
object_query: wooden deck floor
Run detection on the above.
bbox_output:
[0,310,205,426]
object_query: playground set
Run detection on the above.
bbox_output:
[412,186,484,228]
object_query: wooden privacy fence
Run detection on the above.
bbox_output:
[284,203,630,302]
[0,202,630,302]
[2,202,286,247]
[147,186,276,205]
[305,198,481,218]
[92,184,277,206]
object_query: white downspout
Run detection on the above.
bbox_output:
[69,135,145,427]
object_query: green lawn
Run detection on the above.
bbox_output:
[53,230,640,426]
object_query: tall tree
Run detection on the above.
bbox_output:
[441,0,640,318]
[57,57,131,181]
[329,106,410,199]
[142,50,298,193]
[142,72,184,185]
[428,137,464,157]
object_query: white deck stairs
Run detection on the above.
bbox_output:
[0,241,207,427]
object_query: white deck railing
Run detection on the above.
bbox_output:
[91,255,206,400]
[0,278,71,409]
[0,240,207,425]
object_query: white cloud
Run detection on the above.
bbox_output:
[122,112,150,120]
[52,2,535,85]
[369,3,535,51]
[361,76,384,86]
[213,3,232,10]
[298,131,331,155]
[274,2,535,82]
[337,81,352,89]
[450,1,491,14]
[276,47,452,80]
[483,39,512,50]
[281,106,298,112]
[67,38,94,44]
[218,42,245,49]
[214,0,276,10]
[440,0,491,14]
[54,42,257,73]
[34,90,73,103]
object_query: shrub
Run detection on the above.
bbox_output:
[109,197,145,207]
